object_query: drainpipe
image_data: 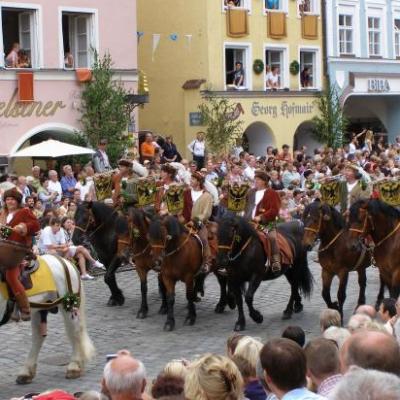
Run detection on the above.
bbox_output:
[321,0,330,89]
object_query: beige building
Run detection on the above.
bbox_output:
[138,0,324,157]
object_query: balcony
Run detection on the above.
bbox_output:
[202,89,321,98]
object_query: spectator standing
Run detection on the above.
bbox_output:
[278,145,293,162]
[378,298,397,335]
[140,133,156,162]
[243,156,257,182]
[93,138,111,173]
[60,165,77,198]
[47,170,62,204]
[162,135,180,163]
[281,162,301,189]
[188,132,206,170]
[31,166,42,191]
[38,179,59,209]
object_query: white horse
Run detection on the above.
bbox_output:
[0,254,95,384]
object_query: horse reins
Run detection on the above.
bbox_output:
[75,208,118,239]
[217,232,253,262]
[151,228,194,257]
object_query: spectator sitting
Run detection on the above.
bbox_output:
[58,197,70,218]
[282,326,305,348]
[304,338,342,397]
[47,169,62,204]
[162,136,180,163]
[162,359,189,380]
[38,179,59,209]
[102,350,147,400]
[319,309,341,332]
[322,326,351,350]
[330,368,400,400]
[279,197,292,223]
[340,330,400,376]
[184,354,243,400]
[260,338,325,399]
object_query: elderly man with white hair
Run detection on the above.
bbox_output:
[102,350,147,400]
[47,169,62,204]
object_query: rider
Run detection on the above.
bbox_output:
[0,188,40,321]
[155,164,178,215]
[244,170,281,272]
[182,172,213,273]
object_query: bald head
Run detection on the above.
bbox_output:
[340,330,400,376]
[355,304,376,319]
[103,350,146,398]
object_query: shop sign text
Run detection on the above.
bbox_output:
[367,79,390,93]
[251,101,314,119]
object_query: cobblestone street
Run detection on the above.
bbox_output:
[1,254,381,399]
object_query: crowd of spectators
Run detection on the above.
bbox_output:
[11,297,400,400]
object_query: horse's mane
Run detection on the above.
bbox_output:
[129,208,148,234]
[148,215,186,245]
[90,201,115,221]
[235,216,258,238]
[218,215,258,241]
[349,200,365,223]
[368,198,400,219]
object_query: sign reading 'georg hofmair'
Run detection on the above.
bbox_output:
[0,92,66,118]
[251,101,314,119]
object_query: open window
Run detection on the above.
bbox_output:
[223,0,250,11]
[264,0,288,13]
[265,48,287,90]
[299,50,318,89]
[298,0,318,15]
[62,12,95,69]
[395,19,400,58]
[1,7,39,68]
[225,46,250,90]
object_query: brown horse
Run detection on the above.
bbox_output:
[148,215,204,331]
[349,199,400,299]
[302,201,371,319]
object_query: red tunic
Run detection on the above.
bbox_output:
[254,188,281,224]
[182,189,193,223]
[4,207,40,246]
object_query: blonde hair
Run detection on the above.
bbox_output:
[185,354,244,400]
[232,336,263,376]
[320,309,341,332]
[163,360,188,380]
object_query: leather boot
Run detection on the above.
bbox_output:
[15,292,31,321]
[268,230,281,273]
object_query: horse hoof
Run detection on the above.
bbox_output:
[16,375,33,385]
[250,311,263,324]
[293,303,303,313]
[194,296,201,303]
[107,296,125,307]
[234,322,245,331]
[282,310,292,320]
[158,305,167,315]
[214,303,226,314]
[184,316,196,326]
[228,296,236,310]
[136,310,148,319]
[163,321,175,331]
[66,369,81,379]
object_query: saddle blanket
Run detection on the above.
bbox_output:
[257,231,294,266]
[0,256,57,300]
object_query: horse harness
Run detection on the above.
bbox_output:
[74,208,118,239]
[217,232,253,262]
[151,227,197,258]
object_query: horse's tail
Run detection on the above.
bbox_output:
[77,283,96,364]
[296,250,313,299]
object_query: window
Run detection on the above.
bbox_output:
[225,47,249,89]
[1,7,39,68]
[224,0,249,9]
[299,0,317,14]
[300,50,317,89]
[265,49,285,89]
[368,17,381,56]
[395,19,400,57]
[62,12,95,69]
[339,15,353,55]
[265,0,285,11]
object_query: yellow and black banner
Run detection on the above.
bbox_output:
[320,180,341,207]
[227,183,249,212]
[165,185,185,214]
[376,179,400,206]
[136,178,157,207]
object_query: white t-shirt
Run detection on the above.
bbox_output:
[349,142,357,154]
[243,166,255,181]
[266,72,279,87]
[252,189,266,219]
[191,189,203,203]
[38,226,66,253]
[47,180,62,203]
[75,179,94,201]
[188,140,205,157]
[346,181,358,210]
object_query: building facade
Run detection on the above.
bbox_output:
[325,0,400,142]
[0,0,138,173]
[138,0,324,157]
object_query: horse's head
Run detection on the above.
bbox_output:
[217,216,239,267]
[148,216,170,268]
[72,201,95,244]
[348,199,372,250]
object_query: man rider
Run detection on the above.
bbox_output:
[244,171,281,272]
[0,188,40,321]
[182,172,213,273]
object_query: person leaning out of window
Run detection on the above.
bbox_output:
[188,132,207,170]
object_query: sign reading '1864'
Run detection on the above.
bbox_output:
[368,79,390,93]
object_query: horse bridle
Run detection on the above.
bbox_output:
[304,212,323,236]
[74,208,117,238]
[150,228,194,258]
[217,230,253,262]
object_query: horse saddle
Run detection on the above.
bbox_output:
[257,231,294,266]
[0,259,40,294]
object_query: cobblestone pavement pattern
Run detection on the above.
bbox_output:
[1,253,381,399]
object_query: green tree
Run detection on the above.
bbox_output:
[198,97,244,155]
[79,52,130,166]
[312,85,348,149]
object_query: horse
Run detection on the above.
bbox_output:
[73,201,125,306]
[0,254,95,384]
[302,201,371,319]
[147,215,205,331]
[349,198,400,299]
[217,216,313,331]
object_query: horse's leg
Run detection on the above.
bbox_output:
[375,272,386,310]
[356,267,367,307]
[282,272,297,320]
[158,273,168,315]
[16,311,44,384]
[321,269,336,309]
[390,268,400,299]
[337,270,349,324]
[184,278,197,326]
[231,279,246,331]
[136,266,149,319]
[215,273,228,313]
[245,275,263,324]
[104,255,125,306]
[163,277,176,331]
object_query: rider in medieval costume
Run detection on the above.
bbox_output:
[182,172,213,273]
[155,164,179,215]
[244,171,282,272]
[0,188,40,321]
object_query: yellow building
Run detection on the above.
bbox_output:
[138,0,324,157]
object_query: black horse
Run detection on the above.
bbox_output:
[217,216,313,331]
[73,201,125,306]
